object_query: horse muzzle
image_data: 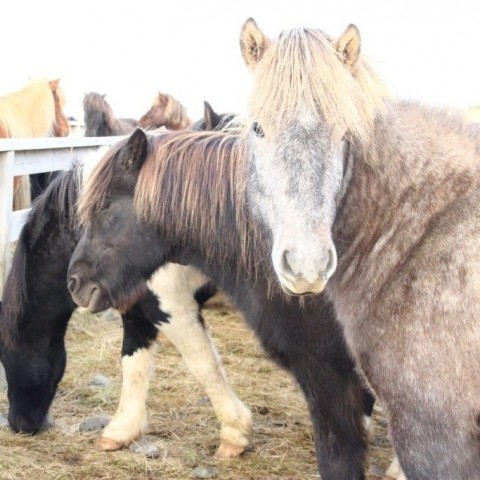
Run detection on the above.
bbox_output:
[67,275,111,313]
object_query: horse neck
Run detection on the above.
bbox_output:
[330,100,480,302]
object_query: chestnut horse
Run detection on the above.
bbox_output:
[138,92,192,130]
[0,79,69,209]
[239,18,480,479]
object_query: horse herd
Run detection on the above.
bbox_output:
[1,18,480,480]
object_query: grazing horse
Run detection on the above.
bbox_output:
[67,129,376,480]
[0,79,70,209]
[239,19,480,479]
[0,151,251,457]
[138,92,192,130]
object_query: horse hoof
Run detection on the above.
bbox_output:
[214,442,246,458]
[95,437,124,452]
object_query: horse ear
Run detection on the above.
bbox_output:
[158,93,168,106]
[49,79,60,90]
[118,128,148,171]
[335,24,361,70]
[240,18,270,70]
[203,101,219,130]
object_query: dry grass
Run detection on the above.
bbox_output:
[0,296,394,479]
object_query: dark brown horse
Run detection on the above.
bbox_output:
[83,92,137,136]
[239,18,480,479]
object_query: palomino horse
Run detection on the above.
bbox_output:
[239,18,480,479]
[0,79,70,209]
[67,129,376,480]
[138,92,192,130]
[0,150,251,458]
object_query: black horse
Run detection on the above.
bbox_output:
[0,159,256,455]
[67,128,375,480]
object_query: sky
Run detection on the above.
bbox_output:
[2,0,480,123]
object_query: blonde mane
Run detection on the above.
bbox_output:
[0,80,59,138]
[157,93,191,129]
[248,28,389,142]
[78,129,272,280]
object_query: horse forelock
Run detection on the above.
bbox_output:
[248,27,389,142]
[0,80,57,137]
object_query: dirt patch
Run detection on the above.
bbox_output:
[0,296,394,479]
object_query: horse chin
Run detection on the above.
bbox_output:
[86,288,112,314]
[278,274,327,296]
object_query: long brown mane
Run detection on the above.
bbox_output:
[248,27,389,142]
[0,79,63,138]
[79,129,272,280]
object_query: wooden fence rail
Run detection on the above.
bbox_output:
[0,136,123,299]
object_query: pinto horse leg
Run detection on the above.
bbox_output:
[149,264,252,458]
[97,304,158,451]
[160,310,252,458]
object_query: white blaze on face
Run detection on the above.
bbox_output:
[248,113,342,295]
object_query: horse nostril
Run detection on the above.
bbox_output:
[67,275,78,293]
[281,249,295,276]
[324,248,337,280]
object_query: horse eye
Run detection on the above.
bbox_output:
[252,122,265,138]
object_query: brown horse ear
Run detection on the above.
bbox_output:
[119,128,149,171]
[335,24,361,70]
[49,79,60,90]
[240,18,270,70]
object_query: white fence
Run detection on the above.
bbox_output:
[0,136,123,299]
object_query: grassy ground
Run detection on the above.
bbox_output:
[0,296,393,479]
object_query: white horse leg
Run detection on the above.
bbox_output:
[149,264,252,458]
[97,343,156,451]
